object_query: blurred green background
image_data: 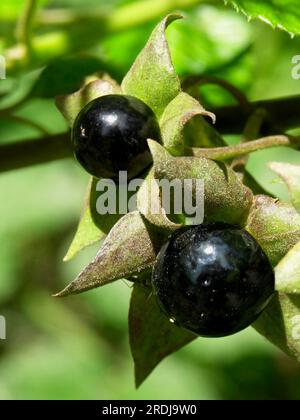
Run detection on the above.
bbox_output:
[1,0,300,400]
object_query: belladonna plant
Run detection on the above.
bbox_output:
[50,15,300,387]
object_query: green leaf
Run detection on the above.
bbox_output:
[56,212,164,296]
[0,0,24,19]
[137,168,182,231]
[275,240,300,294]
[0,0,48,20]
[254,293,300,363]
[31,56,112,98]
[243,171,274,196]
[225,0,300,36]
[64,178,124,261]
[64,178,104,262]
[168,5,252,76]
[184,116,226,148]
[246,195,300,266]
[160,91,215,155]
[65,169,145,261]
[121,14,182,118]
[247,195,300,361]
[269,162,300,213]
[56,75,121,127]
[148,140,253,226]
[129,284,196,387]
[101,23,154,77]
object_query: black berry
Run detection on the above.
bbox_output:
[152,222,275,337]
[72,94,161,180]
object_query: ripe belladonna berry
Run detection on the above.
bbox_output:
[152,222,275,337]
[72,94,161,180]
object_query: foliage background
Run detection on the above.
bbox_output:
[0,0,300,400]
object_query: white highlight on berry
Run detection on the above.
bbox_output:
[103,113,118,125]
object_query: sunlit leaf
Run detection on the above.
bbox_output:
[168,5,251,75]
[269,162,300,213]
[225,0,300,36]
[121,14,182,117]
[275,240,300,294]
[0,0,48,19]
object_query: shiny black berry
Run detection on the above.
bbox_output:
[152,222,275,337]
[72,94,161,180]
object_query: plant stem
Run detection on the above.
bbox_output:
[15,0,38,57]
[231,108,267,172]
[2,113,49,136]
[187,135,300,160]
[0,134,72,172]
[182,75,250,111]
[1,95,300,173]
[212,95,300,134]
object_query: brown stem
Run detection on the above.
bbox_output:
[182,75,250,111]
[1,95,300,173]
[212,95,300,134]
[2,113,50,136]
[0,133,72,172]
